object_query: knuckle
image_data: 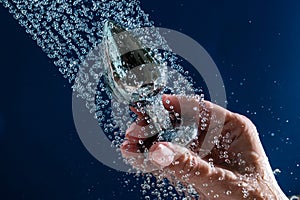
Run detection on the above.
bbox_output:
[237,114,257,133]
[229,112,256,133]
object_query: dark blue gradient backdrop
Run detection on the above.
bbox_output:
[0,0,299,199]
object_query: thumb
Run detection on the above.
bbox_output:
[148,142,211,178]
[148,142,236,186]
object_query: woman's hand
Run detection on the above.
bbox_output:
[121,94,288,199]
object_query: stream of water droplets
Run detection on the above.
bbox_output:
[0,0,203,199]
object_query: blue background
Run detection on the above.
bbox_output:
[0,0,299,199]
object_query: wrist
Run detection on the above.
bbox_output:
[256,173,289,200]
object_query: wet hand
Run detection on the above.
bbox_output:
[121,94,288,199]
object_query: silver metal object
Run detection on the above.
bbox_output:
[101,20,196,148]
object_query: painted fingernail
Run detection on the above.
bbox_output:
[149,144,175,168]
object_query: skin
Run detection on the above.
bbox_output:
[121,94,289,200]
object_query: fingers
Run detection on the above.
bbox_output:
[149,142,210,177]
[148,142,237,194]
[121,140,159,172]
[129,104,147,116]
[148,142,177,168]
[130,106,150,126]
[150,142,237,179]
[161,94,228,157]
[128,94,233,159]
[162,94,181,114]
[121,140,141,157]
[162,94,200,127]
[162,94,228,130]
[125,122,153,141]
[120,140,143,166]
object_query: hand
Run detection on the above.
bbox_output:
[121,95,288,199]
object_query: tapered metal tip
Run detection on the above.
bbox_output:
[102,20,166,102]
[104,20,126,36]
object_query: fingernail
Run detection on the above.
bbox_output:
[149,144,175,168]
